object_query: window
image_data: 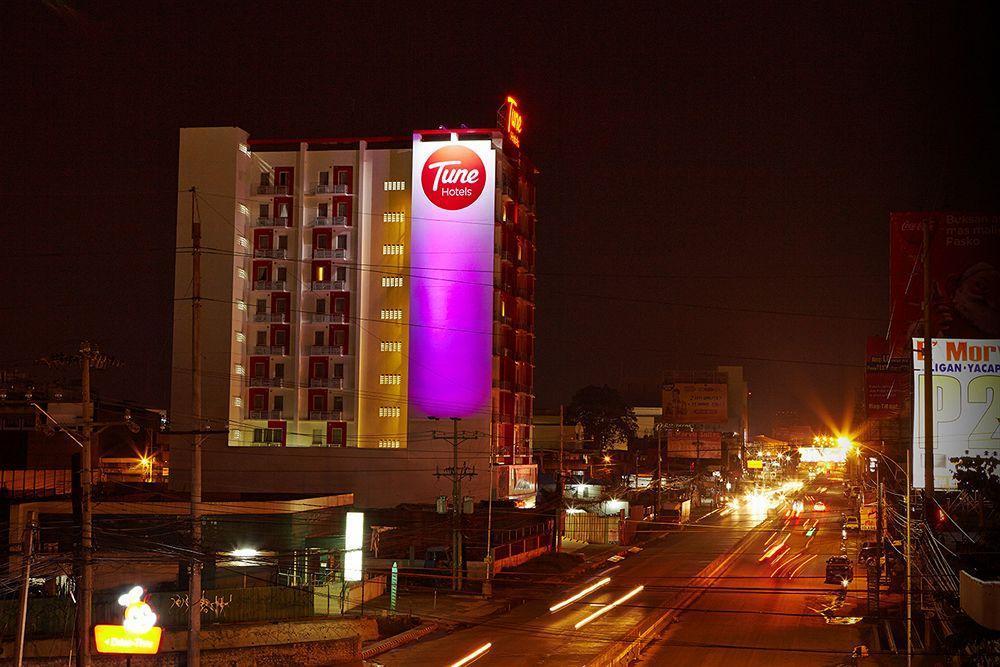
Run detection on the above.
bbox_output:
[383,211,405,223]
[337,169,350,185]
[258,234,271,250]
[312,361,327,378]
[318,203,329,217]
[378,439,401,448]
[379,374,401,385]
[336,234,348,250]
[259,204,269,218]
[381,276,404,288]
[333,329,346,347]
[260,172,271,186]
[314,330,324,346]
[274,329,287,347]
[277,235,288,250]
[334,297,346,313]
[235,364,245,376]
[312,429,324,445]
[256,330,266,346]
[336,266,347,281]
[379,406,401,418]
[253,361,265,377]
[255,266,268,282]
[312,394,324,411]
[336,201,348,217]
[252,427,282,444]
[277,171,288,186]
[380,341,402,352]
[276,266,287,282]
[380,309,403,321]
[256,299,267,314]
[330,428,344,446]
[333,396,344,411]
[316,265,326,282]
[316,298,327,314]
[382,244,404,255]
[383,180,406,191]
[333,363,344,379]
[272,363,284,379]
[273,395,284,411]
[319,171,330,186]
[252,394,265,410]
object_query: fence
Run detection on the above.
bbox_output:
[0,468,72,497]
[564,513,621,544]
[0,585,314,640]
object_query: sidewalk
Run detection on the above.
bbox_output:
[374,589,512,628]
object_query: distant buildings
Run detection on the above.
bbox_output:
[170,104,537,507]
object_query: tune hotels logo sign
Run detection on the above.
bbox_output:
[420,145,486,210]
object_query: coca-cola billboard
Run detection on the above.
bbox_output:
[409,137,496,419]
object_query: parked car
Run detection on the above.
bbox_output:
[843,516,860,531]
[858,541,881,564]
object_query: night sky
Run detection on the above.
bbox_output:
[3,2,998,434]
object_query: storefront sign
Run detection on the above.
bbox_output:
[94,586,161,655]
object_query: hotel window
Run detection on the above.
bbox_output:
[381,276,404,288]
[312,429,323,445]
[337,201,348,217]
[333,329,346,347]
[259,204,269,219]
[318,202,329,217]
[378,439,401,448]
[314,330,324,346]
[273,395,284,412]
[379,406,401,418]
[318,171,330,186]
[253,361,265,377]
[336,266,347,281]
[316,298,326,314]
[277,235,288,250]
[334,297,346,313]
[380,309,403,321]
[255,266,267,282]
[382,244,404,255]
[380,341,402,352]
[383,211,405,223]
[379,374,401,385]
[260,172,271,186]
[383,180,406,191]
[330,428,344,446]
[255,331,266,346]
[333,396,344,411]
[276,266,287,282]
[337,234,348,250]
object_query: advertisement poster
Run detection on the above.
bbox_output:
[663,383,728,424]
[666,430,723,459]
[890,213,1000,352]
[912,338,1000,489]
[865,336,911,420]
[408,137,496,418]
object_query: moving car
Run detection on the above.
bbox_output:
[844,516,860,531]
[825,555,854,584]
[813,500,827,512]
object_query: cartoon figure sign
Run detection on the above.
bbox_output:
[94,586,162,654]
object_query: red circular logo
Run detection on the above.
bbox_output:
[420,145,486,210]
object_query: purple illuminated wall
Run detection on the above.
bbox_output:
[408,137,496,418]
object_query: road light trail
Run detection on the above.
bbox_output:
[574,585,645,629]
[448,642,492,667]
[548,577,612,613]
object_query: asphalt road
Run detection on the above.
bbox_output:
[380,501,757,665]
[639,478,886,666]
[379,476,881,666]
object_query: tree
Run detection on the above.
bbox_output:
[566,385,637,452]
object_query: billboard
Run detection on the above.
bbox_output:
[890,213,1000,352]
[666,430,723,459]
[912,338,1000,489]
[662,383,728,424]
[409,137,496,418]
[865,336,911,420]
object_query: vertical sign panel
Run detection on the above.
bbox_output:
[344,511,364,581]
[409,137,496,418]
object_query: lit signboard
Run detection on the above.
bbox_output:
[912,338,1000,489]
[504,96,524,147]
[746,460,763,469]
[94,586,161,655]
[409,136,496,418]
[344,511,364,582]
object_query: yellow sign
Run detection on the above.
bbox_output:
[94,585,161,655]
[505,96,524,148]
[746,460,763,469]
[94,625,162,654]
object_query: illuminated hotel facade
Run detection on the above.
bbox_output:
[169,103,537,506]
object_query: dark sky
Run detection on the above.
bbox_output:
[3,1,998,434]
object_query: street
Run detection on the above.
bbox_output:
[380,478,885,666]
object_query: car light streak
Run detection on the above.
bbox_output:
[448,642,493,667]
[759,533,789,561]
[548,577,611,613]
[788,554,817,578]
[574,585,644,629]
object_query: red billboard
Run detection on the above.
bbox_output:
[665,430,723,459]
[889,213,1000,353]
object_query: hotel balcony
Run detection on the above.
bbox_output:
[308,410,343,421]
[255,184,290,196]
[252,312,289,323]
[309,184,349,196]
[253,249,287,260]
[249,377,286,388]
[309,345,345,356]
[249,410,284,420]
[253,217,290,228]
[252,280,288,291]
[305,312,347,324]
[310,378,344,389]
[251,345,287,356]
[313,248,349,260]
[309,280,346,292]
[308,215,349,228]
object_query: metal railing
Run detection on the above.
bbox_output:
[306,312,346,323]
[249,377,286,387]
[309,281,346,292]
[252,280,288,291]
[256,184,290,195]
[308,410,343,421]
[253,249,287,259]
[309,378,344,389]
[309,345,344,356]
[252,312,288,323]
[249,410,284,420]
[253,217,288,227]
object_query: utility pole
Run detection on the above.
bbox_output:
[76,342,94,667]
[431,417,481,591]
[14,511,37,667]
[557,405,565,552]
[655,427,662,522]
[922,218,934,511]
[189,186,203,667]
[906,447,912,667]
